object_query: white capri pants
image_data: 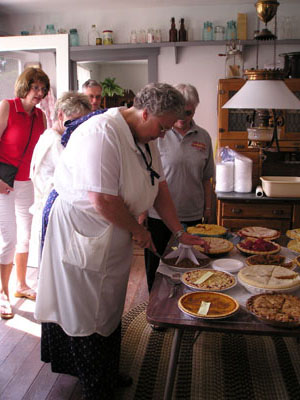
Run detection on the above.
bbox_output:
[0,180,34,264]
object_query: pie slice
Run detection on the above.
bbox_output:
[238,264,300,290]
[246,293,300,326]
[238,226,280,240]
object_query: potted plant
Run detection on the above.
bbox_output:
[100,77,124,108]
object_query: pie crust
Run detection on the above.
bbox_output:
[295,255,300,267]
[193,237,234,256]
[287,239,300,253]
[286,228,300,240]
[245,254,296,270]
[236,237,280,256]
[238,226,280,240]
[246,293,300,327]
[187,224,227,237]
[238,264,300,290]
[181,269,236,291]
[162,256,210,269]
[178,291,239,319]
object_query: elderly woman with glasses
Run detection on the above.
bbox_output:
[35,83,207,400]
[144,83,215,292]
[0,67,49,319]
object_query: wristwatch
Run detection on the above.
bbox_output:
[174,229,185,240]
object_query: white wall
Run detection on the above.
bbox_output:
[0,3,299,148]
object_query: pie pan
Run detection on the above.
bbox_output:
[245,254,296,271]
[238,276,300,294]
[181,269,237,292]
[237,226,280,241]
[193,237,234,258]
[246,293,300,328]
[236,238,280,256]
[212,258,244,273]
[161,256,210,271]
[178,291,239,319]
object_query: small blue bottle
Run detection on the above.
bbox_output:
[45,24,56,34]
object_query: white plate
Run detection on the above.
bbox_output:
[212,258,244,273]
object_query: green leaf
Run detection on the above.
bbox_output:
[100,77,124,97]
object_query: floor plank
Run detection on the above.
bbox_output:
[0,245,148,399]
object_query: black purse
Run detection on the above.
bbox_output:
[0,115,35,188]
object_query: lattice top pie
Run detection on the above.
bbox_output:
[238,264,300,290]
[238,226,280,240]
[246,293,300,325]
[181,269,236,291]
[194,237,233,255]
[187,224,227,237]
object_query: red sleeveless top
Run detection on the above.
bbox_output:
[0,98,44,181]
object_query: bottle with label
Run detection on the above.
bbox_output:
[88,24,100,45]
[102,30,113,45]
[169,17,177,42]
[179,18,187,41]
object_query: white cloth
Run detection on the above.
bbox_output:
[35,107,163,336]
[0,181,34,263]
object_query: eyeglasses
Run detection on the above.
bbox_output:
[30,84,47,94]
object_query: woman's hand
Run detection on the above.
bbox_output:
[179,232,210,252]
[0,179,13,195]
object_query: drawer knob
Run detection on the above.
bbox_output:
[231,208,242,214]
[272,209,284,215]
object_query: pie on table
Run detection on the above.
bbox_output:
[187,224,227,237]
[238,264,300,290]
[246,254,295,270]
[193,237,233,255]
[238,226,280,240]
[246,293,300,326]
[181,269,236,291]
[178,291,239,319]
[287,239,300,253]
[236,237,280,255]
[286,228,300,240]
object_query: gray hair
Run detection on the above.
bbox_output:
[82,79,102,91]
[174,83,199,108]
[54,91,92,120]
[133,83,185,118]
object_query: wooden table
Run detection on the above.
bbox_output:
[146,270,300,400]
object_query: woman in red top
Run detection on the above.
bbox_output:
[0,67,49,319]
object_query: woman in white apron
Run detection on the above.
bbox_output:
[35,83,208,400]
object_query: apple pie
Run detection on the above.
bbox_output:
[286,228,300,240]
[238,226,280,240]
[193,237,233,256]
[246,293,300,326]
[181,269,236,291]
[287,239,300,253]
[238,264,300,290]
[187,224,227,237]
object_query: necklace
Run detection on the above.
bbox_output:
[134,138,160,186]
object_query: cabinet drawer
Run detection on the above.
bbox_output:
[221,218,291,232]
[221,202,292,219]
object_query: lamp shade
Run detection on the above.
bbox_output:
[222,80,300,109]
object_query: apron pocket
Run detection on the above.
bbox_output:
[62,225,112,272]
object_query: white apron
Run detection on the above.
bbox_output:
[35,108,161,336]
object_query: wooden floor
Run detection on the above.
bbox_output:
[0,247,149,400]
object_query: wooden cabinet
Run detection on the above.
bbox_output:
[217,197,300,232]
[217,78,300,188]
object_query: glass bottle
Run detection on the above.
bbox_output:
[130,30,137,44]
[69,28,79,46]
[179,18,187,41]
[169,17,177,42]
[45,24,56,34]
[88,24,100,45]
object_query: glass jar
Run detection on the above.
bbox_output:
[69,28,79,46]
[147,28,154,43]
[88,25,100,45]
[214,26,225,40]
[138,29,146,43]
[225,21,237,41]
[130,30,137,44]
[45,24,56,34]
[103,30,113,45]
[154,29,162,43]
[202,21,213,40]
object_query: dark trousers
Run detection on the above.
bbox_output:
[144,217,202,292]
